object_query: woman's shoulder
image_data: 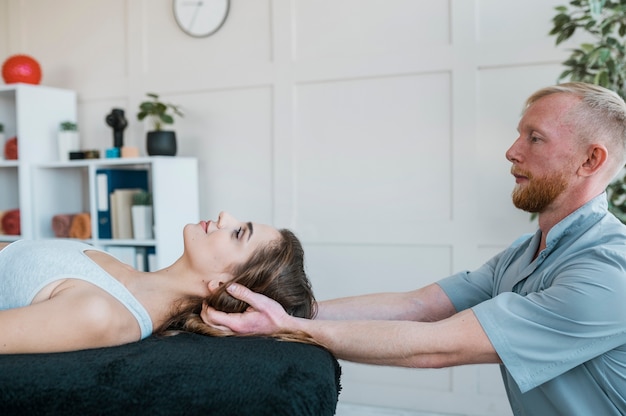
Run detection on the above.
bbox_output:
[51,280,143,344]
[0,281,142,354]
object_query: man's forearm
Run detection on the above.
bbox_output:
[316,283,456,323]
[295,308,501,368]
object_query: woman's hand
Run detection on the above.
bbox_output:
[200,283,290,335]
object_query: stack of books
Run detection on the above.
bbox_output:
[96,168,158,271]
[95,168,149,240]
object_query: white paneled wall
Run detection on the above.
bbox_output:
[295,72,452,240]
[0,0,575,414]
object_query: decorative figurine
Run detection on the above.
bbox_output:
[105,108,128,148]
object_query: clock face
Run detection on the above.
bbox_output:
[173,0,230,38]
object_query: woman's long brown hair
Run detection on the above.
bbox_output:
[156,229,319,345]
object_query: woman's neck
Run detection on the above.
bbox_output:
[88,250,208,331]
[130,262,210,330]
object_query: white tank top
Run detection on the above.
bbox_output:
[0,239,152,338]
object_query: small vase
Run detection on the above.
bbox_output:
[58,131,80,162]
[147,131,177,156]
[131,205,154,239]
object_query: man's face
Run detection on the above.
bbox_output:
[505,93,582,214]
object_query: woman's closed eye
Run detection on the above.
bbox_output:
[233,227,243,239]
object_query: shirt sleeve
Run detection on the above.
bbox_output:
[437,234,534,312]
[437,251,502,312]
[472,248,626,393]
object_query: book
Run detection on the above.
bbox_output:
[111,188,141,239]
[96,169,148,239]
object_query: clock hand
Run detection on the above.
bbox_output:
[187,1,203,31]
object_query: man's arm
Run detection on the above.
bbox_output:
[202,283,501,368]
[316,283,457,322]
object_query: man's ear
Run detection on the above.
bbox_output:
[579,145,608,177]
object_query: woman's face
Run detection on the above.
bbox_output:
[183,211,280,279]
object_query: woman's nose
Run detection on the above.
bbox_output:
[217,211,237,228]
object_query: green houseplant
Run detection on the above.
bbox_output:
[137,93,183,156]
[60,121,77,132]
[132,190,153,206]
[549,0,626,222]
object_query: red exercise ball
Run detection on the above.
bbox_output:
[2,54,42,84]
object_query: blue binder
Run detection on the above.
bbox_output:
[96,169,148,239]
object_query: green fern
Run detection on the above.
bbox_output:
[549,0,626,223]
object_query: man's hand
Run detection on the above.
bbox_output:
[200,283,291,335]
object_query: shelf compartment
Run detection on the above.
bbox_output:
[31,165,91,239]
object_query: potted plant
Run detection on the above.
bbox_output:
[549,0,626,222]
[137,93,183,156]
[131,190,153,239]
[58,121,79,162]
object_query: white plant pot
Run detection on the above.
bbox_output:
[0,133,4,160]
[58,131,80,161]
[132,205,154,239]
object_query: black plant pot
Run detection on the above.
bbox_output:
[147,131,177,156]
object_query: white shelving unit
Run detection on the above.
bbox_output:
[0,83,77,241]
[0,84,200,269]
[31,157,199,269]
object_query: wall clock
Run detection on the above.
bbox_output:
[173,0,230,38]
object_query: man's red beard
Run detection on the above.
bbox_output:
[511,168,567,213]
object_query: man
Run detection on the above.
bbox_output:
[203,83,626,415]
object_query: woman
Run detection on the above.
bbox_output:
[0,211,316,354]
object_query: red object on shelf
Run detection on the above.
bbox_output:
[1,209,20,235]
[4,136,17,160]
[2,54,42,84]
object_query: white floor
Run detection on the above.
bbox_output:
[336,402,459,416]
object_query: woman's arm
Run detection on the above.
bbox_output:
[202,283,500,368]
[0,287,139,354]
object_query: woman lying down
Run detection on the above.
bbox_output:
[0,211,316,354]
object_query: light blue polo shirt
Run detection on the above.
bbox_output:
[438,193,626,415]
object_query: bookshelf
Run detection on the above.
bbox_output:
[0,83,77,240]
[0,84,199,269]
[31,157,199,269]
